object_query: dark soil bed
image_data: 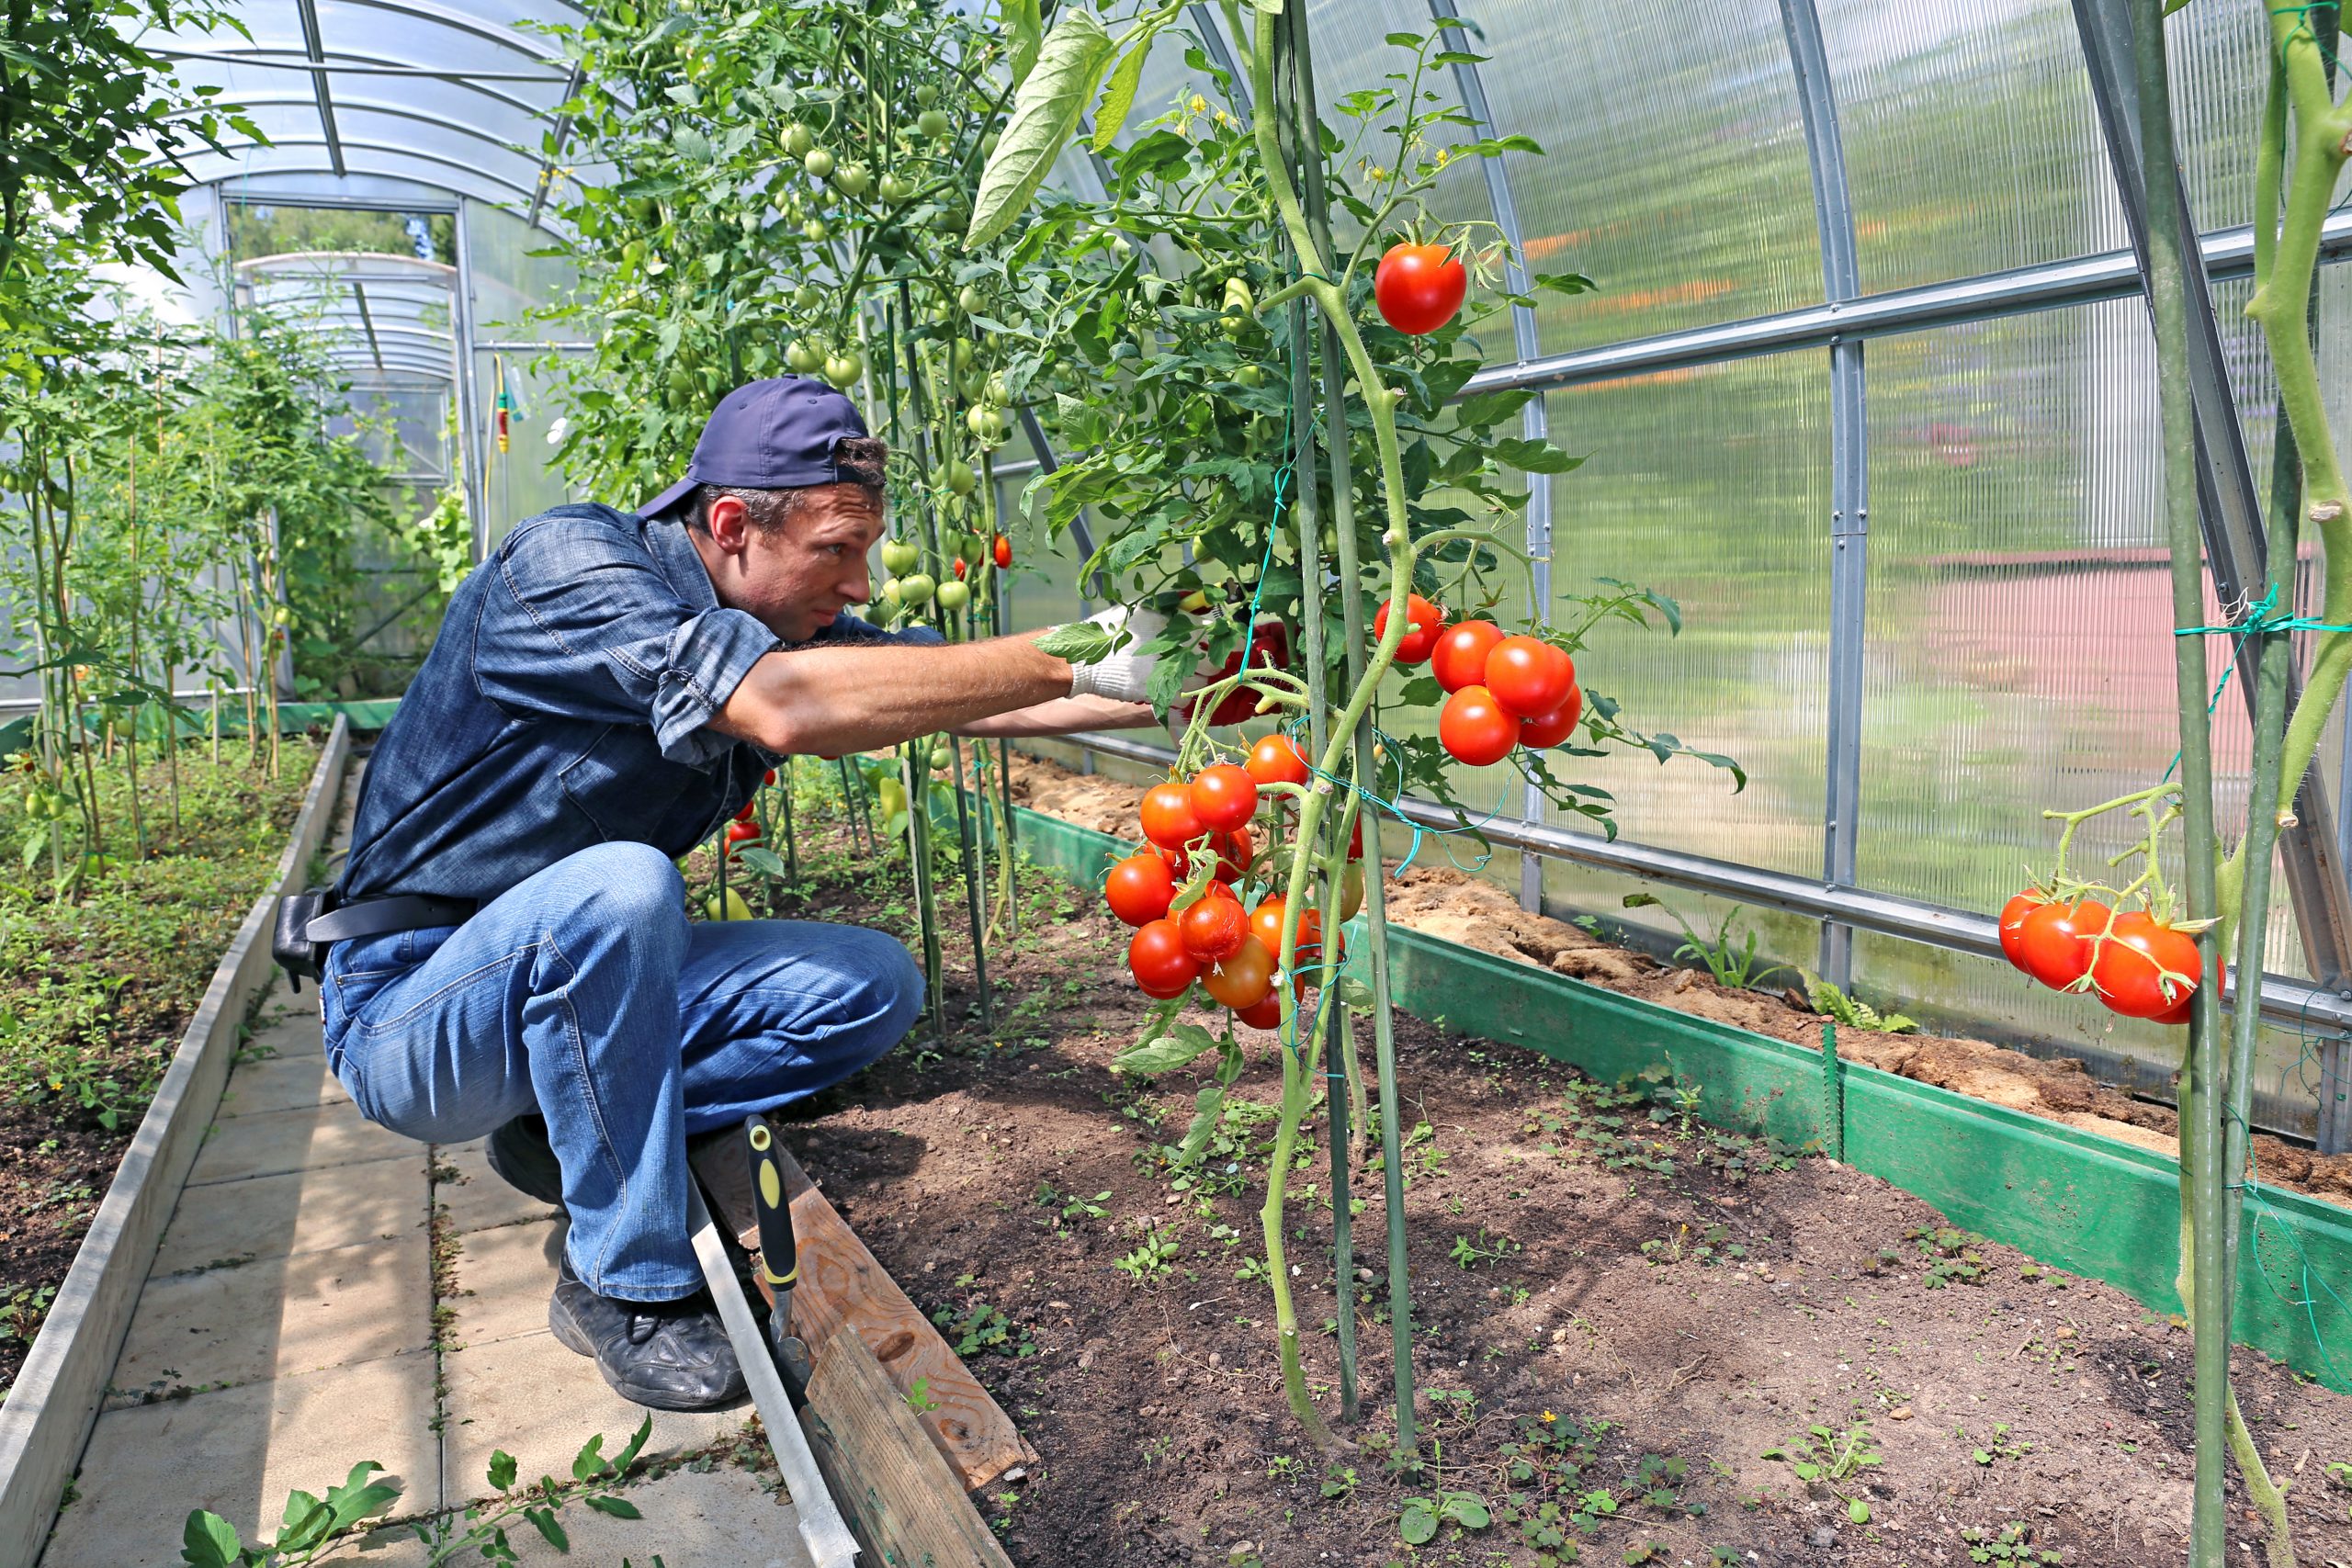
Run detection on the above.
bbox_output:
[747,781,2352,1568]
[0,736,322,1401]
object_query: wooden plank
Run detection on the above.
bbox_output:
[800,1331,1017,1568]
[688,1134,1037,1493]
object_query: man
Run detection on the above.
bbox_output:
[316,378,1169,1411]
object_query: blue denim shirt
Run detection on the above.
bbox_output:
[335,502,935,910]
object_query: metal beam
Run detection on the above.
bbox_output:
[154,49,571,85]
[291,0,345,175]
[1464,212,2352,397]
[1428,0,1552,914]
[526,62,588,229]
[351,281,385,369]
[179,139,544,205]
[1777,0,1870,992]
[327,0,567,65]
[172,96,556,160]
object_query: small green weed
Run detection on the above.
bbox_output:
[1958,1522,2064,1563]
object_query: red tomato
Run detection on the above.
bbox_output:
[1431,620,1504,694]
[2016,898,2111,991]
[1996,889,2048,971]
[1104,853,1176,927]
[1140,781,1204,851]
[1374,594,1443,664]
[1250,896,1321,966]
[1175,623,1292,728]
[1518,688,1585,749]
[2152,956,2220,1025]
[1236,990,1284,1030]
[2090,911,2203,1020]
[726,819,762,845]
[993,533,1012,570]
[953,558,967,580]
[1128,919,1198,998]
[1161,828,1251,885]
[1484,637,1577,719]
[1190,762,1259,832]
[1201,935,1276,1010]
[1440,684,1518,767]
[1373,242,1468,335]
[735,799,758,822]
[1180,888,1249,964]
[763,768,776,785]
[1246,732,1311,788]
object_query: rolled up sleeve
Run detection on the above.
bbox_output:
[475,513,777,766]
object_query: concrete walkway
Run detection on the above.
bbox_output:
[39,768,813,1568]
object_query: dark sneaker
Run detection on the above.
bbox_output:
[485,1112,566,1207]
[548,1256,747,1412]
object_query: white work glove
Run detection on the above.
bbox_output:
[1063,605,1173,703]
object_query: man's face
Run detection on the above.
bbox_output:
[701,485,887,643]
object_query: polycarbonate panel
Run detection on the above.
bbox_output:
[1820,0,2122,295]
[2165,0,2273,236]
[1446,0,1818,355]
[468,200,582,340]
[477,350,578,546]
[1298,0,1495,234]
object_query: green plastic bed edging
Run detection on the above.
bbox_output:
[1005,802,2352,1393]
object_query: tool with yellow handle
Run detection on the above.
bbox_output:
[743,1114,813,1398]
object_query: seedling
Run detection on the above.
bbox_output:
[1448,1226,1521,1270]
[1114,1222,1182,1285]
[1802,973,1918,1033]
[1623,894,1798,990]
[1762,1421,1881,1522]
[1958,1523,2064,1563]
[1396,1488,1490,1544]
[1907,1224,1991,1288]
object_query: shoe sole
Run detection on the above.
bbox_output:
[550,1284,748,1411]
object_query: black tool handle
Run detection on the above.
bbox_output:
[742,1114,799,1296]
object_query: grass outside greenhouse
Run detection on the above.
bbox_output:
[7,1,2352,1566]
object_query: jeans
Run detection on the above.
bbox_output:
[321,841,922,1301]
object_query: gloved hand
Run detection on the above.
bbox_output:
[1064,605,1173,703]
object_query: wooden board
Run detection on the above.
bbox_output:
[689,1133,1037,1493]
[800,1329,1017,1568]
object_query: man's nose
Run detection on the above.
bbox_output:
[842,563,871,604]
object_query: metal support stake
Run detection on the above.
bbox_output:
[2324,1033,2352,1153]
[449,200,489,564]
[1429,0,1551,914]
[1779,0,1870,991]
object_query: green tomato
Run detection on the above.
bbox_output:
[916,107,951,139]
[950,338,976,372]
[880,538,920,574]
[913,82,940,107]
[965,404,1007,441]
[881,578,903,605]
[896,572,935,606]
[833,161,871,197]
[876,777,908,817]
[956,367,988,402]
[803,147,835,180]
[943,460,977,497]
[957,284,984,315]
[936,580,970,613]
[984,372,1009,406]
[879,172,916,204]
[784,121,815,155]
[793,283,824,312]
[802,218,830,243]
[1236,364,1266,389]
[785,339,821,375]
[1223,276,1256,316]
[929,745,953,772]
[956,533,987,566]
[823,350,865,389]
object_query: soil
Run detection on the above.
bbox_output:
[0,736,323,1401]
[753,766,2352,1568]
[1009,752,2352,1212]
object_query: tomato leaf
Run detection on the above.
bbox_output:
[1119,1021,1219,1076]
[1491,436,1585,475]
[583,1495,644,1519]
[1002,0,1044,85]
[1091,18,1170,151]
[180,1512,246,1568]
[487,1450,519,1491]
[734,845,789,879]
[1176,1081,1226,1165]
[966,8,1118,249]
[1035,620,1114,663]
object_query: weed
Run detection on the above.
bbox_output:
[904,1376,941,1413]
[1114,1222,1182,1285]
[1320,1466,1360,1500]
[1958,1523,2064,1563]
[1397,1488,1490,1545]
[1622,894,1799,990]
[928,1300,1036,1359]
[1802,974,1918,1033]
[1762,1421,1880,1522]
[1639,1223,1745,1268]
[1908,1224,1991,1288]
[1963,1423,2030,1466]
[1448,1227,1521,1270]
[1,1282,55,1344]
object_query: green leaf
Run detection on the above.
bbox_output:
[1091,19,1170,151]
[1035,620,1113,663]
[1176,1082,1225,1165]
[611,1416,654,1473]
[967,9,1118,249]
[572,1432,611,1482]
[275,1495,333,1552]
[1400,1499,1440,1544]
[1335,978,1375,1010]
[735,845,788,879]
[583,1495,644,1519]
[181,1512,245,1568]
[526,1506,571,1551]
[1848,1497,1871,1523]
[1119,1021,1220,1075]
[1003,0,1044,85]
[488,1450,519,1490]
[1491,436,1585,475]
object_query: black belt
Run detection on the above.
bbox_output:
[273,890,479,992]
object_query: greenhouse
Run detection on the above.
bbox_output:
[7,0,2352,1562]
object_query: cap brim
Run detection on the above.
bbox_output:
[639,475,695,519]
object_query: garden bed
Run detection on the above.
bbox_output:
[0,735,327,1401]
[743,775,2352,1567]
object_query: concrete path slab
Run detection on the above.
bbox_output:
[41,1353,438,1568]
[442,1217,565,1348]
[435,1138,564,1236]
[186,1100,416,1188]
[239,1005,325,1060]
[439,1329,752,1506]
[105,1232,432,1407]
[152,1157,425,1277]
[214,1052,348,1119]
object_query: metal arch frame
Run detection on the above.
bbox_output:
[292,0,345,175]
[1775,0,1870,992]
[171,94,555,165]
[1427,0,1552,913]
[181,140,544,205]
[326,0,570,66]
[526,62,588,229]
[154,48,568,116]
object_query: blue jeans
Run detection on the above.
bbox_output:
[321,841,922,1301]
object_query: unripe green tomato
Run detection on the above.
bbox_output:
[916,107,951,139]
[950,338,976,372]
[833,161,871,197]
[966,404,1006,440]
[879,173,916,204]
[880,538,920,574]
[793,283,824,312]
[824,350,865,389]
[784,121,815,155]
[785,339,820,375]
[667,366,695,396]
[1223,276,1256,316]
[957,284,983,314]
[984,372,1009,406]
[803,147,835,179]
[897,572,935,606]
[943,460,977,497]
[623,238,646,265]
[980,131,999,155]
[802,218,830,242]
[881,579,904,605]
[930,746,953,772]
[956,367,987,402]
[913,83,940,107]
[745,344,775,374]
[1236,364,1266,389]
[271,604,292,627]
[953,534,984,567]
[936,580,970,612]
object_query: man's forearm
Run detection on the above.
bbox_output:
[709,630,1073,754]
[956,694,1161,739]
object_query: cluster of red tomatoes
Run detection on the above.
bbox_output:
[723,768,782,854]
[1375,594,1583,767]
[1104,732,1363,1030]
[1998,889,2209,1024]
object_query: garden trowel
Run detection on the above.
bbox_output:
[742,1113,815,1399]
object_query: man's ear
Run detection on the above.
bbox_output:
[705,493,749,550]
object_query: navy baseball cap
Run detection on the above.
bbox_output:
[639,376,873,520]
